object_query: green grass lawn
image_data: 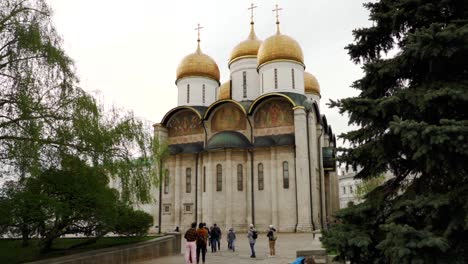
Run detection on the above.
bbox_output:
[0,236,159,264]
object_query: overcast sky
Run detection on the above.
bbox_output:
[45,0,372,146]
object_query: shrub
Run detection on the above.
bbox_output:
[114,204,153,236]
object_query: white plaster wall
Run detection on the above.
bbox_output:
[176,77,219,106]
[253,148,272,231]
[229,151,248,231]
[161,156,176,232]
[306,93,321,108]
[275,147,297,232]
[230,58,260,101]
[259,61,305,95]
[179,154,197,229]
[211,152,227,228]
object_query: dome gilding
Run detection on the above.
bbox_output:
[176,44,220,83]
[257,32,304,67]
[229,24,262,65]
[218,81,231,100]
[304,72,320,95]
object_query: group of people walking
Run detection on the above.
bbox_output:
[183,222,277,264]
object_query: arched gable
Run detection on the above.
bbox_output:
[160,106,205,126]
[251,95,295,137]
[247,93,296,115]
[203,99,247,120]
[162,107,204,143]
[204,100,248,133]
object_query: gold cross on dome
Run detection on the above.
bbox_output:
[195,23,203,42]
[272,4,283,23]
[248,3,258,23]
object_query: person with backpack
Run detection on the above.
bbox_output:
[247,224,257,258]
[227,228,236,252]
[212,223,222,251]
[196,223,208,264]
[267,224,277,257]
[209,225,217,252]
[184,222,198,264]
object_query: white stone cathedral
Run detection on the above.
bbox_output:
[153,6,339,233]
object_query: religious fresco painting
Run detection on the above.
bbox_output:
[167,110,203,137]
[211,104,246,132]
[254,99,294,128]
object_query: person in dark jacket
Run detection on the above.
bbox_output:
[227,228,236,251]
[209,226,217,252]
[212,223,222,251]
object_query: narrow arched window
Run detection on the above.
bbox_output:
[164,170,169,194]
[258,163,264,190]
[186,168,192,193]
[202,84,206,103]
[203,166,206,192]
[291,69,295,89]
[187,84,190,103]
[237,164,243,191]
[242,71,247,98]
[216,164,222,192]
[274,69,278,89]
[283,161,289,189]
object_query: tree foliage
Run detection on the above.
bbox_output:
[324,0,468,263]
[355,174,385,200]
[0,156,153,252]
[0,0,155,203]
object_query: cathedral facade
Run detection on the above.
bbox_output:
[154,10,339,233]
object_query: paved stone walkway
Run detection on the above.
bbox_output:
[134,233,322,264]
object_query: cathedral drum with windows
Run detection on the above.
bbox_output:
[153,6,339,233]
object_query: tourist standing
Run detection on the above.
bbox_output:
[247,224,257,258]
[267,224,277,257]
[227,228,236,251]
[212,223,222,251]
[184,222,198,264]
[196,223,208,264]
[209,226,217,252]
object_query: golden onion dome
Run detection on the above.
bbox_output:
[257,25,304,67]
[176,42,220,83]
[218,81,231,100]
[229,23,262,66]
[304,72,320,95]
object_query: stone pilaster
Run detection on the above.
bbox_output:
[318,132,327,229]
[293,107,312,232]
[246,150,253,226]
[225,149,232,230]
[270,147,279,229]
[207,152,213,224]
[308,113,320,231]
[197,154,203,224]
[174,155,181,228]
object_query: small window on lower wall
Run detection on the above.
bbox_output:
[163,204,171,215]
[184,203,193,214]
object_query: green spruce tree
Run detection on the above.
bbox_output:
[322,1,468,263]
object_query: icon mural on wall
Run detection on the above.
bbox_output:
[254,99,294,128]
[167,110,203,137]
[211,104,247,132]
